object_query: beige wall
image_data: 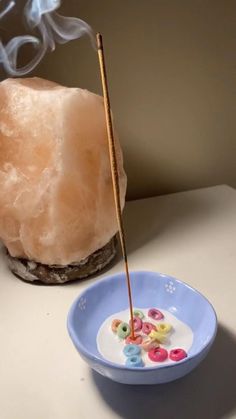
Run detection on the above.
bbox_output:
[1,1,236,199]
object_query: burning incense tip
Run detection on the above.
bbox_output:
[96,33,103,50]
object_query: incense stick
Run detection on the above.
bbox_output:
[96,33,135,339]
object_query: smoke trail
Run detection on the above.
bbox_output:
[0,0,94,76]
[0,0,15,19]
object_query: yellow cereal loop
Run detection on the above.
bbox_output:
[149,330,167,343]
[156,323,172,334]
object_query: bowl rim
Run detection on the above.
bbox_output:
[67,270,218,372]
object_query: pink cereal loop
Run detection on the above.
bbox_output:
[129,316,142,332]
[148,308,164,321]
[169,348,187,362]
[148,347,168,362]
[142,322,156,335]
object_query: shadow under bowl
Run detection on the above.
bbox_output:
[67,271,217,385]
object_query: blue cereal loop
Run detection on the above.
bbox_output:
[125,355,144,368]
[123,344,141,357]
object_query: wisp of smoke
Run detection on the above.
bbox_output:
[0,0,94,76]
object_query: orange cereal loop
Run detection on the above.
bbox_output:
[141,337,159,352]
[125,334,143,345]
[111,319,122,333]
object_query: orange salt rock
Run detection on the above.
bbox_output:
[0,77,127,265]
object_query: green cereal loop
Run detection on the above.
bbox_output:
[117,322,130,339]
[133,309,144,319]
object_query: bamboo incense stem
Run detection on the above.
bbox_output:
[96,33,135,339]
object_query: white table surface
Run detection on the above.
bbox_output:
[1,185,236,419]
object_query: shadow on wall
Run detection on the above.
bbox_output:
[123,135,236,200]
[91,324,236,419]
[123,185,226,255]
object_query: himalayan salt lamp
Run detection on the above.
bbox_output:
[0,77,127,283]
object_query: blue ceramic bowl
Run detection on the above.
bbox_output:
[67,271,217,385]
